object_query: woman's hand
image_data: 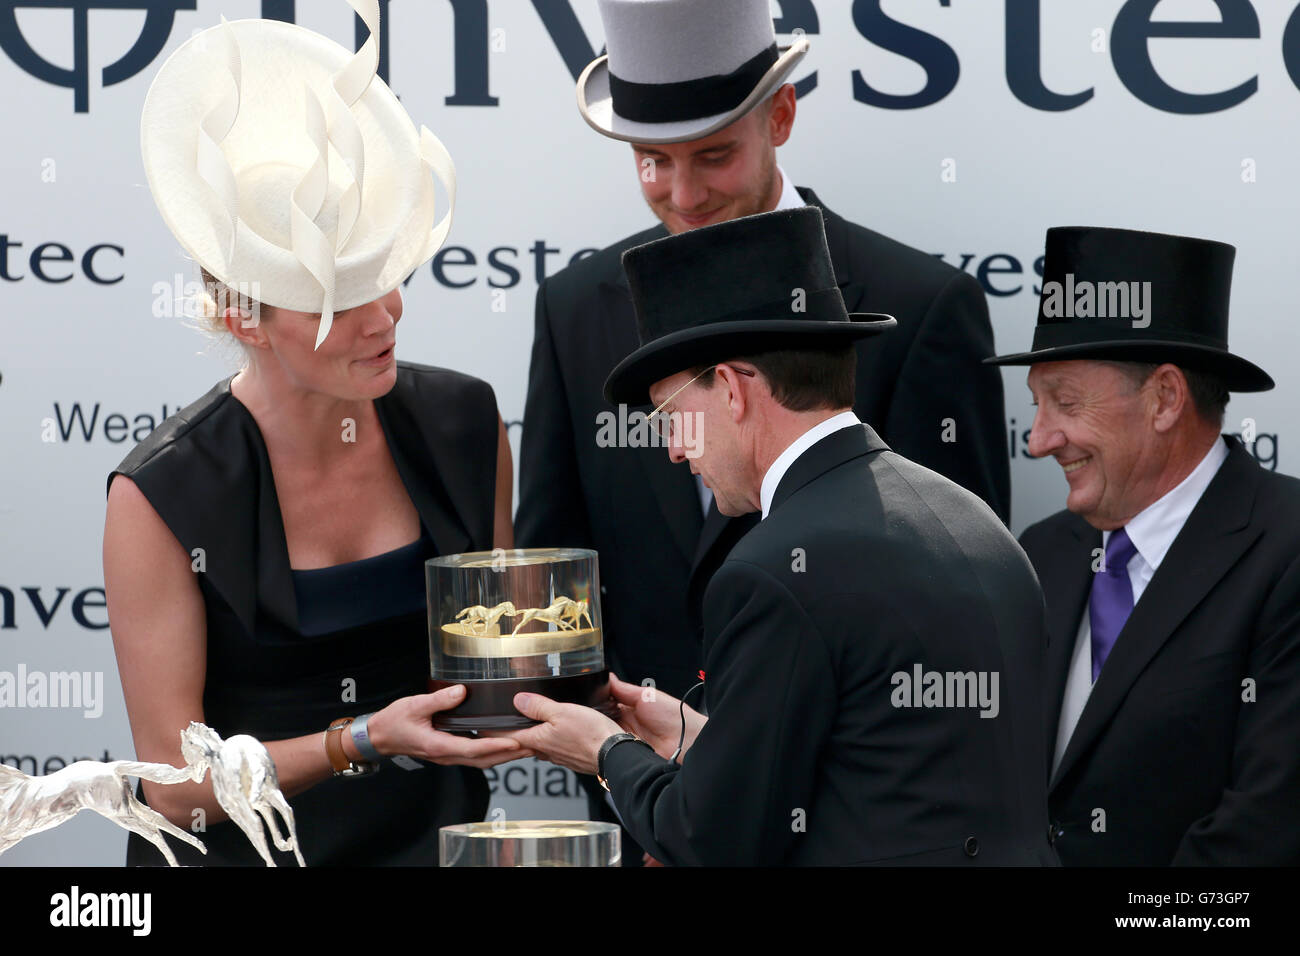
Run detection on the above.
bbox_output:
[366,686,532,769]
[608,673,706,762]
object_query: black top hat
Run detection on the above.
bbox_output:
[986,226,1272,391]
[602,207,896,406]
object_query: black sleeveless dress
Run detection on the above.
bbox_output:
[107,361,498,866]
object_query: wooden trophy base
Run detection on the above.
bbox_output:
[429,670,618,732]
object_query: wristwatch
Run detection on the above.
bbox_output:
[596,732,651,792]
[324,717,380,777]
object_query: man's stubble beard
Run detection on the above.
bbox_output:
[649,143,780,235]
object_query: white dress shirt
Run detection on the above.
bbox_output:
[773,164,804,214]
[760,412,862,520]
[1052,437,1230,774]
[693,166,806,516]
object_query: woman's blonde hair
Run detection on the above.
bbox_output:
[191,264,270,366]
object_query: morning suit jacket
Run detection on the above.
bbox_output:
[1019,437,1300,866]
[516,187,1010,699]
[602,424,1054,865]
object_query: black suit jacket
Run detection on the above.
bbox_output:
[602,425,1053,865]
[516,188,1010,698]
[1019,437,1300,865]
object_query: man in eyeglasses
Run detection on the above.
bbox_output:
[517,0,1009,861]
[517,0,1009,700]
[506,208,1055,866]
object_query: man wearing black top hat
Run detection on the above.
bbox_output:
[505,207,1055,867]
[516,0,1010,700]
[987,226,1300,865]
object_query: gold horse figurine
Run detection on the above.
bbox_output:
[510,596,592,636]
[455,601,518,635]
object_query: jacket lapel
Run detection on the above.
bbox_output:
[1034,514,1100,779]
[209,378,298,636]
[771,423,889,512]
[686,503,759,625]
[375,385,474,560]
[1049,438,1263,790]
[253,442,300,634]
[798,187,868,310]
[599,253,703,565]
[685,424,883,618]
[692,500,740,571]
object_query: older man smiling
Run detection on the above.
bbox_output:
[988,226,1300,866]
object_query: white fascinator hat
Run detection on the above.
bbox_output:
[140,0,454,349]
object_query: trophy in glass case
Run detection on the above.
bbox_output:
[427,548,617,730]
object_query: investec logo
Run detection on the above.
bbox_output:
[42,401,181,444]
[6,1,1300,115]
[1,584,109,630]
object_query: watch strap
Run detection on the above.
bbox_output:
[325,717,354,773]
[596,732,650,792]
[325,717,379,777]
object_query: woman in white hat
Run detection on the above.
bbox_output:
[102,1,526,865]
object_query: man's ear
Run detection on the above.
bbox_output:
[717,364,754,422]
[768,84,796,148]
[1149,364,1190,434]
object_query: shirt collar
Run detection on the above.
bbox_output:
[1103,437,1230,572]
[773,165,804,213]
[760,411,862,519]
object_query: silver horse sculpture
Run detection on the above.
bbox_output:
[0,755,207,866]
[180,722,306,867]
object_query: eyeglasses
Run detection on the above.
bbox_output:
[646,364,755,442]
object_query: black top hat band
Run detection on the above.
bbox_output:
[608,43,778,124]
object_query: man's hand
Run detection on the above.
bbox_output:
[504,692,624,775]
[608,672,706,762]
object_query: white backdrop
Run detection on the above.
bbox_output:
[1,0,1294,865]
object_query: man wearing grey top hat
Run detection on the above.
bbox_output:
[506,208,1054,866]
[988,226,1300,865]
[515,0,1011,859]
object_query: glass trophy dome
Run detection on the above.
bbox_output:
[440,821,621,867]
[427,548,615,730]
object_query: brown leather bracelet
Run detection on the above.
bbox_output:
[324,717,354,773]
[324,718,379,777]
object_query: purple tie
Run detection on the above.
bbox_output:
[1089,527,1137,681]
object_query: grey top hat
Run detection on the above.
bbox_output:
[577,0,810,144]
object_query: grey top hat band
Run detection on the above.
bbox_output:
[578,0,810,144]
[608,43,779,124]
